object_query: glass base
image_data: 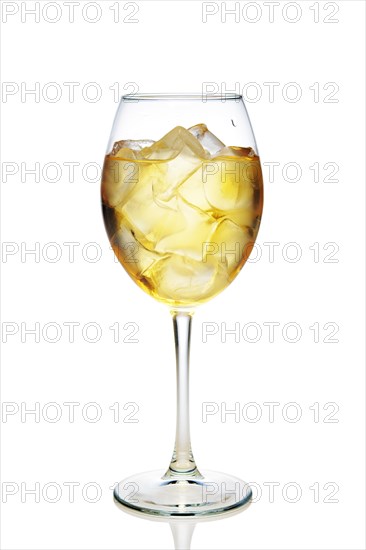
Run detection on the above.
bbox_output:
[113,469,252,517]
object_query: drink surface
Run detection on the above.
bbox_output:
[102,124,263,307]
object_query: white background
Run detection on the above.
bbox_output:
[1,1,365,549]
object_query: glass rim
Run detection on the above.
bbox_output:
[121,93,243,101]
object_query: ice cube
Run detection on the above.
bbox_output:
[101,157,139,207]
[217,208,255,229]
[209,218,252,274]
[155,197,217,261]
[111,139,155,157]
[141,127,209,202]
[203,158,254,212]
[141,127,207,161]
[119,163,187,250]
[179,156,258,228]
[145,254,220,303]
[188,124,226,158]
[111,221,165,278]
[178,165,212,212]
[111,148,137,160]
[216,146,256,158]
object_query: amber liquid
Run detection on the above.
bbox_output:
[102,124,263,307]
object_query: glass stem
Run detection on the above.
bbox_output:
[170,521,195,550]
[165,310,201,478]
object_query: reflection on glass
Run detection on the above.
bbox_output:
[114,496,252,549]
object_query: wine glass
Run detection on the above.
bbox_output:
[101,93,263,516]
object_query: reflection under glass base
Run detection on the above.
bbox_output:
[114,469,252,517]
